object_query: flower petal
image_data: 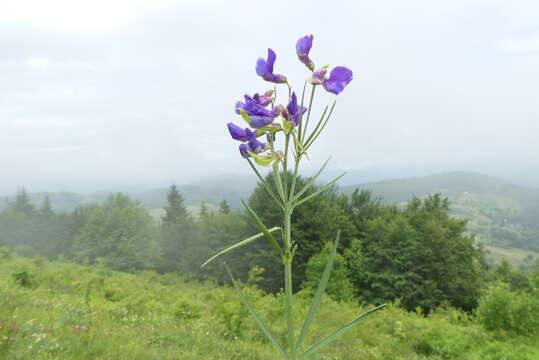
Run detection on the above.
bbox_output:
[266,48,276,73]
[227,122,248,141]
[239,143,250,158]
[296,35,315,70]
[256,58,267,77]
[323,66,353,95]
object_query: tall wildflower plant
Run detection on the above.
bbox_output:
[202,35,385,359]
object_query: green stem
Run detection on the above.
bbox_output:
[284,204,295,358]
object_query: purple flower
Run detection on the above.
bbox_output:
[285,92,307,126]
[227,122,248,141]
[296,35,314,71]
[235,95,280,128]
[310,67,327,85]
[239,144,249,158]
[245,128,265,153]
[322,66,353,95]
[253,92,272,107]
[256,49,287,84]
[228,123,267,158]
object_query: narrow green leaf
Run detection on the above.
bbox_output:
[302,104,329,150]
[297,81,308,142]
[296,231,340,350]
[272,162,286,203]
[242,200,284,255]
[225,264,290,359]
[299,304,386,359]
[294,173,346,207]
[305,100,337,151]
[246,158,283,209]
[200,227,282,268]
[293,157,331,202]
[301,85,317,144]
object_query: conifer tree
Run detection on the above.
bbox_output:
[163,184,188,224]
[219,199,231,214]
[39,195,54,218]
[159,185,195,272]
[11,189,35,216]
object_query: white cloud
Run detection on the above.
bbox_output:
[0,0,174,32]
[1,0,539,194]
[499,33,539,54]
[25,56,49,69]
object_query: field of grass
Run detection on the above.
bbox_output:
[484,245,539,267]
[1,253,538,360]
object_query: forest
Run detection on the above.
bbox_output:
[1,175,538,359]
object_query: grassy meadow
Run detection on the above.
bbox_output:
[1,253,538,360]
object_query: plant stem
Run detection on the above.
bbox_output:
[284,204,295,358]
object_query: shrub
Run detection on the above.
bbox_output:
[476,282,539,336]
[303,242,355,302]
[12,270,33,288]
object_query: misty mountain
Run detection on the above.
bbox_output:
[2,170,538,252]
[342,171,539,251]
[0,175,256,213]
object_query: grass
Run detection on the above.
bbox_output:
[1,253,538,359]
[484,245,539,267]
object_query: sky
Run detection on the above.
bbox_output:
[1,0,538,194]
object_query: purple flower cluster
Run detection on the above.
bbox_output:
[228,34,353,160]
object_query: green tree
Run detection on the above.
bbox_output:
[477,282,539,336]
[73,193,160,271]
[489,259,532,292]
[303,242,355,302]
[242,173,357,293]
[163,185,188,223]
[345,208,421,307]
[11,189,35,216]
[159,185,196,273]
[342,189,383,237]
[0,208,36,255]
[199,202,209,218]
[186,210,250,282]
[219,199,231,214]
[38,195,54,218]
[346,194,484,313]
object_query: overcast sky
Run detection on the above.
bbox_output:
[1,0,538,194]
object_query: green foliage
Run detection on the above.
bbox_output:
[10,189,35,216]
[12,270,33,288]
[174,299,202,320]
[346,194,484,313]
[476,282,539,336]
[243,173,357,293]
[489,259,533,291]
[0,247,14,260]
[187,211,251,282]
[303,242,355,302]
[1,254,537,359]
[72,193,160,271]
[219,199,232,214]
[158,185,196,273]
[342,171,539,252]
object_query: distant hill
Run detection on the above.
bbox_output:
[0,175,256,213]
[3,171,538,252]
[342,171,539,251]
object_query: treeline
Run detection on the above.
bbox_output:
[1,177,537,315]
